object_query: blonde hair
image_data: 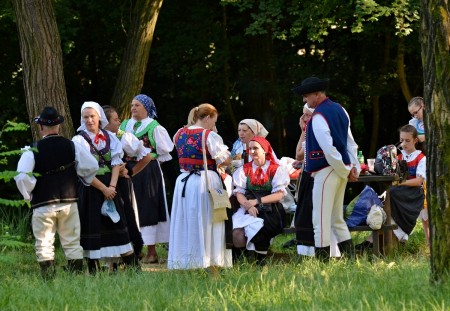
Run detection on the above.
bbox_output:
[408,96,424,108]
[187,103,218,125]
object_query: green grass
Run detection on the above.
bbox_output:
[0,224,448,311]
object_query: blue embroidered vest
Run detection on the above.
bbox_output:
[305,98,351,172]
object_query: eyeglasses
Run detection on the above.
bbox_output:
[411,106,423,118]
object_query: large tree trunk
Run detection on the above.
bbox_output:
[12,0,74,140]
[110,0,164,119]
[420,0,450,284]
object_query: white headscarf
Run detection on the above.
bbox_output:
[77,101,109,132]
[304,103,315,113]
[239,119,269,138]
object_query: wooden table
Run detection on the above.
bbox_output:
[350,174,396,256]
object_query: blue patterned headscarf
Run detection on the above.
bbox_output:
[134,94,157,118]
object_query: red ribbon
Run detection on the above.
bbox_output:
[94,132,106,144]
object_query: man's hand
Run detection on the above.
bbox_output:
[348,166,359,182]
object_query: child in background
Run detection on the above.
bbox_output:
[391,124,426,242]
[407,97,429,247]
[357,125,426,250]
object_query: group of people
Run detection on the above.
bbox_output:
[14,76,428,279]
[15,95,173,279]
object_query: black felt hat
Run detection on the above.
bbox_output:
[34,107,64,126]
[292,76,329,95]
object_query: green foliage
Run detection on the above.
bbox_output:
[0,122,31,201]
[353,0,420,36]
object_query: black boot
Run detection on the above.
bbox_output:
[315,247,330,262]
[255,252,268,266]
[232,247,245,263]
[65,259,84,274]
[39,260,55,281]
[122,253,141,272]
[87,259,99,275]
[338,239,356,261]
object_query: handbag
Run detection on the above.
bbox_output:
[202,129,231,223]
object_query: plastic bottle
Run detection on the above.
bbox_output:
[357,150,365,164]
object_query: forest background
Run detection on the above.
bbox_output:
[0,0,421,202]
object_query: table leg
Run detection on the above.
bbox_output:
[383,187,393,255]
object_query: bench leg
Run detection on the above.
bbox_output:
[372,231,380,257]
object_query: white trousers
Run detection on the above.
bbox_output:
[32,202,83,262]
[312,166,351,248]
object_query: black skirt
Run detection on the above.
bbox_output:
[77,174,131,253]
[390,185,424,234]
[117,177,144,251]
[131,160,167,227]
[294,172,315,246]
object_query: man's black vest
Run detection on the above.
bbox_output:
[31,135,78,208]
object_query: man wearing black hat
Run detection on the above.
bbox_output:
[292,77,360,261]
[14,107,98,279]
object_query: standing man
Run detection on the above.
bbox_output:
[14,107,98,279]
[292,77,360,260]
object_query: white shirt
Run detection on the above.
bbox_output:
[232,160,290,196]
[14,138,99,210]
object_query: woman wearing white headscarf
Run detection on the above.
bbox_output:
[73,101,140,274]
[231,119,278,163]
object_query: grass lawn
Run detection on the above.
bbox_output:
[0,225,448,311]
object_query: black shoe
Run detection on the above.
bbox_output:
[282,239,297,249]
[355,241,373,251]
[39,260,55,281]
[315,247,330,262]
[338,239,356,260]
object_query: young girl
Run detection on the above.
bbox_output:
[390,124,426,243]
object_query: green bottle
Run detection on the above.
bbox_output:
[357,151,365,164]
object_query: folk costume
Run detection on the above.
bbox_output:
[169,126,232,269]
[390,150,426,242]
[232,137,289,255]
[15,107,98,278]
[73,102,134,266]
[120,95,174,249]
[293,76,360,260]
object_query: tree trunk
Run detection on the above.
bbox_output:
[420,0,450,284]
[110,0,164,119]
[397,37,412,102]
[12,0,74,140]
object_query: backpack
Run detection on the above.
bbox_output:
[344,185,382,227]
[374,145,398,175]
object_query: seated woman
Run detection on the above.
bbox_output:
[232,136,289,265]
[357,124,426,249]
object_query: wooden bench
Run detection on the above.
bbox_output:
[284,174,398,257]
[283,223,398,257]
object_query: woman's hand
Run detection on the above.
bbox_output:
[243,199,258,216]
[103,185,117,200]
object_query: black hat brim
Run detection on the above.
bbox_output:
[292,79,329,95]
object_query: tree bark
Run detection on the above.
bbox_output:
[397,37,412,102]
[110,0,164,119]
[12,0,74,140]
[420,0,450,284]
